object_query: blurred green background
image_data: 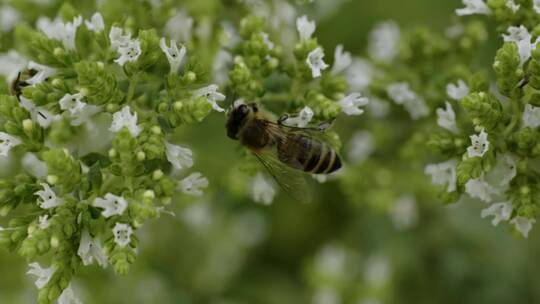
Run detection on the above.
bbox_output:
[1,0,540,303]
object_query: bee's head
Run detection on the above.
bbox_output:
[226,100,258,140]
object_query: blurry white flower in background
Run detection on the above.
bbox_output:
[522,104,540,128]
[38,215,50,230]
[221,22,240,48]
[57,284,82,304]
[165,142,193,170]
[506,0,520,13]
[92,193,128,218]
[251,172,276,205]
[232,210,268,247]
[391,195,418,230]
[181,202,213,230]
[0,5,20,33]
[37,15,83,50]
[178,172,209,196]
[510,216,536,238]
[314,244,347,276]
[366,97,390,118]
[456,0,491,16]
[481,202,513,226]
[35,183,64,209]
[345,58,373,92]
[85,12,104,33]
[0,132,21,157]
[446,24,465,39]
[347,131,375,165]
[447,80,470,100]
[109,26,132,50]
[467,129,489,158]
[22,153,48,178]
[535,0,540,14]
[312,288,341,304]
[436,101,459,134]
[213,50,233,85]
[387,82,417,104]
[164,11,193,43]
[368,21,400,62]
[261,32,275,50]
[112,223,133,247]
[27,262,55,289]
[364,254,390,288]
[296,15,316,42]
[465,176,499,203]
[425,159,458,193]
[0,50,27,84]
[110,106,142,137]
[307,47,329,78]
[331,45,352,75]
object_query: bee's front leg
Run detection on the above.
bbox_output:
[277,114,289,125]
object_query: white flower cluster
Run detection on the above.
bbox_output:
[386,82,429,120]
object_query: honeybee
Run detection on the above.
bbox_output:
[226,101,342,202]
[11,69,37,100]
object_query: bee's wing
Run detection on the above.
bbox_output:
[264,121,339,150]
[252,147,312,204]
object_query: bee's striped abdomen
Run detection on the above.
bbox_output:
[278,134,342,174]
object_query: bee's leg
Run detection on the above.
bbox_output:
[277,114,289,125]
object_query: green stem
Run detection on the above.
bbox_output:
[126,78,137,103]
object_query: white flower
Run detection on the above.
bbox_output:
[25,61,56,85]
[0,5,21,33]
[27,262,55,289]
[481,202,513,226]
[114,39,142,66]
[306,47,329,78]
[193,84,226,112]
[284,106,314,127]
[506,0,520,12]
[368,21,400,62]
[159,37,186,74]
[85,12,104,33]
[347,131,375,164]
[331,44,352,75]
[391,195,418,230]
[22,152,48,178]
[178,172,209,196]
[338,93,369,116]
[35,183,64,209]
[19,97,59,129]
[0,132,21,157]
[221,21,240,48]
[535,0,540,14]
[57,285,82,304]
[0,50,27,84]
[110,106,142,137]
[456,0,491,16]
[345,58,373,92]
[312,288,340,304]
[502,25,539,66]
[70,104,101,126]
[59,93,87,115]
[38,215,50,229]
[92,193,128,218]
[213,50,233,85]
[446,80,469,100]
[296,15,316,42]
[467,129,489,158]
[251,172,276,205]
[109,26,131,50]
[510,216,535,238]
[501,154,517,186]
[425,159,458,192]
[77,229,108,267]
[165,142,193,170]
[387,82,416,104]
[522,104,540,128]
[164,11,193,42]
[37,16,83,50]
[465,177,499,202]
[112,223,133,247]
[436,101,459,134]
[367,97,391,118]
[403,96,430,120]
[446,24,465,39]
[261,32,275,50]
